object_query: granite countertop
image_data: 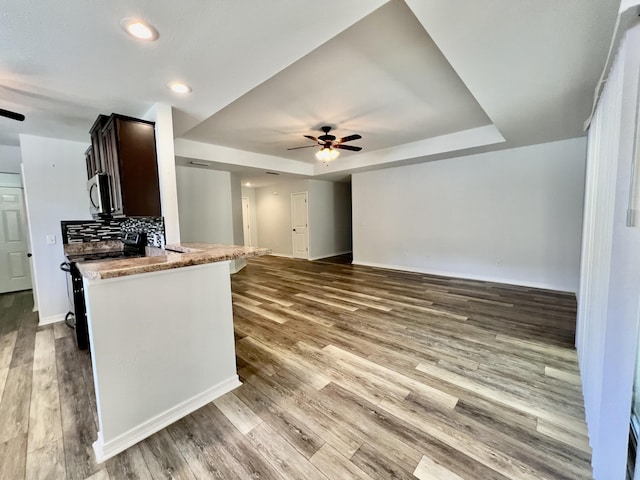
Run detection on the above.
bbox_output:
[75,243,271,280]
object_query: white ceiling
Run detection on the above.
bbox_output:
[0,0,620,185]
[183,1,492,163]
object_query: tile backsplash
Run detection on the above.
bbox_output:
[61,217,165,247]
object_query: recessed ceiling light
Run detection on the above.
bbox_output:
[167,81,192,94]
[120,18,159,41]
[245,182,251,187]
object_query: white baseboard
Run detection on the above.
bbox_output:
[352,260,576,294]
[38,313,67,326]
[229,259,247,274]
[268,252,293,258]
[270,251,353,261]
[93,375,242,463]
[309,251,353,261]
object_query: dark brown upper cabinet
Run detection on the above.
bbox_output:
[87,113,161,217]
[84,144,97,179]
[87,115,109,178]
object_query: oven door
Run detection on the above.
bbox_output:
[87,173,111,217]
[59,261,89,350]
[60,261,75,318]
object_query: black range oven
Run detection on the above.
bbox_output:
[60,233,146,350]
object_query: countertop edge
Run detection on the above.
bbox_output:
[77,244,271,280]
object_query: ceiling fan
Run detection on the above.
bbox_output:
[288,126,362,162]
[0,108,25,122]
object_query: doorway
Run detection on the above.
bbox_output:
[0,186,32,293]
[291,192,308,259]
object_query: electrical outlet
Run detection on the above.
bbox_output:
[46,234,56,245]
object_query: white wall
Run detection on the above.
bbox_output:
[255,179,353,259]
[176,166,234,244]
[241,187,259,248]
[143,104,180,244]
[620,0,640,11]
[577,24,640,479]
[307,180,352,259]
[0,145,22,174]
[230,174,243,244]
[20,135,91,324]
[352,137,587,292]
[175,138,314,176]
[255,179,309,256]
[176,166,248,272]
[229,173,246,272]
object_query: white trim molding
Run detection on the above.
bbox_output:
[267,253,293,258]
[353,260,577,294]
[229,259,247,274]
[38,313,67,326]
[308,251,353,261]
[93,376,241,463]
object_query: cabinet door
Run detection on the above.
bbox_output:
[85,145,95,179]
[87,113,161,217]
[89,114,109,174]
[101,122,123,215]
[115,117,161,217]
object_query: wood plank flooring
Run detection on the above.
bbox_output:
[0,255,592,479]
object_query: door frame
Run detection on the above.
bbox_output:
[291,191,309,259]
[241,196,251,247]
[20,164,38,311]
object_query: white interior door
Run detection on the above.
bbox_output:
[0,186,32,293]
[242,197,251,247]
[291,192,308,259]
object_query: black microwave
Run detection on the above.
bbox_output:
[87,173,111,217]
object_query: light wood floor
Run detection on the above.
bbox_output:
[0,255,592,479]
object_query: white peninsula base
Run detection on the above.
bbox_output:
[83,260,241,462]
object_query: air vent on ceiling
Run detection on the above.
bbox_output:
[265,171,280,175]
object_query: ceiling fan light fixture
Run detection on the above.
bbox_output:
[120,18,159,41]
[316,147,339,163]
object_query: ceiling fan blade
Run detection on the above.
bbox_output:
[303,135,318,142]
[287,145,318,150]
[0,108,25,122]
[335,144,362,152]
[337,134,361,143]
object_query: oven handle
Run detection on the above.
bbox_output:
[60,261,71,273]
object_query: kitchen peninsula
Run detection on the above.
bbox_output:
[74,243,270,462]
